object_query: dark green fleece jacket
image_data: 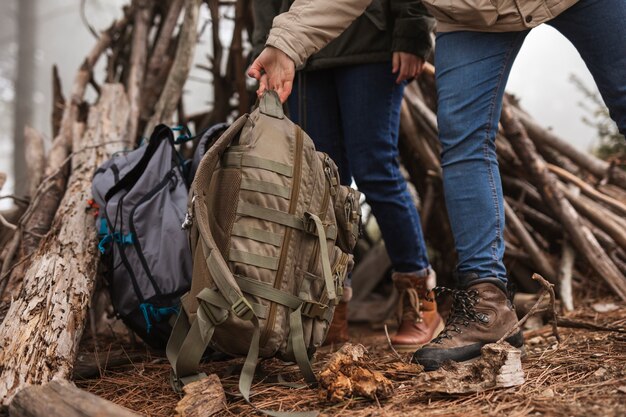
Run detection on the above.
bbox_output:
[251,0,435,70]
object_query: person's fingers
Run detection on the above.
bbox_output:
[257,74,269,97]
[397,58,410,84]
[392,52,400,74]
[415,60,425,77]
[410,61,418,79]
[248,59,263,80]
[280,80,293,103]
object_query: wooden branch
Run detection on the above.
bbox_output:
[8,380,139,417]
[141,0,184,122]
[145,0,201,134]
[558,241,575,312]
[505,197,561,235]
[548,163,626,218]
[504,200,557,281]
[556,318,626,333]
[0,84,129,405]
[125,0,153,146]
[501,100,626,301]
[560,184,626,251]
[512,105,626,189]
[51,65,65,138]
[498,273,560,344]
[23,126,45,199]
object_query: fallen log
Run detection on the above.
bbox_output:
[0,84,129,405]
[8,380,139,417]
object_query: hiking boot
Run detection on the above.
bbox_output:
[323,286,352,346]
[390,270,444,352]
[412,281,524,371]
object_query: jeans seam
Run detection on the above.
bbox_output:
[483,32,523,278]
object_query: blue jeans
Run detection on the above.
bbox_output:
[289,62,431,273]
[435,0,626,287]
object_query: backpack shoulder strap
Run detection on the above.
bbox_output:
[190,113,254,315]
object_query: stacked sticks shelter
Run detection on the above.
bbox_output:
[0,0,625,415]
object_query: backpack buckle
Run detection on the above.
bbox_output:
[231,297,255,321]
[199,302,228,326]
[301,301,328,320]
[302,212,318,235]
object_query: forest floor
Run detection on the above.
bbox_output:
[76,297,626,417]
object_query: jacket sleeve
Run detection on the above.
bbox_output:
[251,0,284,62]
[265,0,373,68]
[390,0,435,59]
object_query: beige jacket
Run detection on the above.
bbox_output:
[266,0,579,68]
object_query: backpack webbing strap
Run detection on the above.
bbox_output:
[197,287,269,319]
[304,212,336,302]
[289,305,317,384]
[240,177,291,199]
[231,224,283,247]
[235,275,302,309]
[229,249,280,270]
[237,202,338,240]
[235,275,333,322]
[223,153,294,177]
[167,303,217,383]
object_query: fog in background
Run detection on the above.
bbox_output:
[0,0,607,204]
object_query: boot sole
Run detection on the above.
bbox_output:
[391,320,446,353]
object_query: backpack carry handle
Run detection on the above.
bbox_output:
[257,90,284,119]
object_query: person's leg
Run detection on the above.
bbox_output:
[547,0,626,135]
[288,70,352,183]
[436,30,528,289]
[335,62,441,349]
[413,30,528,370]
[335,62,430,273]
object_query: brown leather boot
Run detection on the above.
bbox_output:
[323,286,352,346]
[412,281,524,371]
[390,270,444,352]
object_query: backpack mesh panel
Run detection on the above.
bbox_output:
[209,167,241,259]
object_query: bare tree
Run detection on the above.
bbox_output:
[12,0,36,195]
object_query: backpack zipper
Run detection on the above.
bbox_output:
[261,126,304,347]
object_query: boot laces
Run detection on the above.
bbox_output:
[430,287,487,344]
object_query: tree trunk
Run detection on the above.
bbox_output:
[0,84,129,405]
[12,0,36,194]
[8,380,139,417]
[145,0,201,135]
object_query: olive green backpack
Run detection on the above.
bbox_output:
[166,91,361,407]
